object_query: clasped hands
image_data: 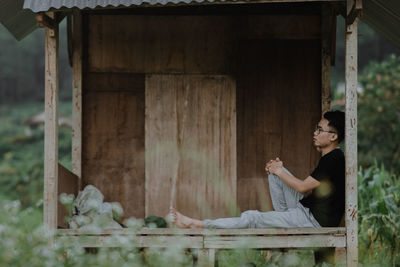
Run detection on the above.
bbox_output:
[265,157,283,175]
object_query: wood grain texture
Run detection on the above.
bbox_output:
[56,228,346,248]
[197,249,215,267]
[345,19,358,267]
[57,227,346,236]
[57,235,203,248]
[44,20,59,233]
[204,235,346,248]
[82,73,145,220]
[72,10,83,184]
[236,40,321,212]
[145,75,236,219]
[321,4,333,114]
[236,15,321,40]
[86,15,234,74]
[86,14,322,74]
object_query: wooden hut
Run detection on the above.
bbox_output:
[2,0,362,266]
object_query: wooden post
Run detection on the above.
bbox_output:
[345,0,358,266]
[321,4,333,114]
[335,247,347,266]
[44,12,59,237]
[72,10,83,186]
[197,249,215,267]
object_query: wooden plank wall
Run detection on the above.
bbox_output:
[82,73,145,220]
[236,40,321,212]
[145,75,236,219]
[82,11,322,219]
[86,15,234,74]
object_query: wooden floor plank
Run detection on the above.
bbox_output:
[57,227,346,236]
[204,235,346,248]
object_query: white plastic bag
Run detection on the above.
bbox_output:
[69,185,122,229]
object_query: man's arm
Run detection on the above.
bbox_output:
[275,169,320,194]
[266,159,320,194]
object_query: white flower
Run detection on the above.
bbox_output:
[111,202,123,217]
[123,217,144,230]
[59,193,75,205]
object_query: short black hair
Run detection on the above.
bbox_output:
[323,110,345,143]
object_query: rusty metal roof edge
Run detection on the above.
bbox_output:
[22,0,251,13]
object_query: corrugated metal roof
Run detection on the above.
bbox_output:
[23,0,247,13]
[1,0,400,47]
[362,0,400,48]
[0,0,38,40]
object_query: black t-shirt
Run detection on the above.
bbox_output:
[300,148,345,227]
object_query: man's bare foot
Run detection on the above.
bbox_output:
[170,207,194,228]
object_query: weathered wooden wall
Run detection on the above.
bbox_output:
[82,73,145,219]
[236,39,321,212]
[81,10,322,219]
[145,75,236,219]
[86,15,235,74]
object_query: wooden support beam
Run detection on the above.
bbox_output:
[321,4,333,114]
[335,247,347,266]
[36,13,56,29]
[346,0,362,25]
[345,0,358,265]
[72,10,83,186]
[197,249,215,267]
[44,12,59,241]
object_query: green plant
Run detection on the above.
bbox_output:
[0,102,72,207]
[358,163,400,266]
[358,55,400,174]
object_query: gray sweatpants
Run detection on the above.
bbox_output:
[203,171,321,228]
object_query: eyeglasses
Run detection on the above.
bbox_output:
[314,125,337,135]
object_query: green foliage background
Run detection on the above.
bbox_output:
[358,55,400,174]
[0,21,72,103]
[0,102,72,206]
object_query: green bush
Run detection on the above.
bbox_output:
[358,163,400,266]
[0,102,72,207]
[358,55,400,174]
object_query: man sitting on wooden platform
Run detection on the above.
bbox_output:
[171,111,345,229]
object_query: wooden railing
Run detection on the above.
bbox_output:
[57,227,347,266]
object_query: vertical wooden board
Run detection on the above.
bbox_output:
[197,249,215,267]
[236,40,284,212]
[236,43,282,181]
[178,75,237,219]
[279,40,321,179]
[145,75,181,217]
[145,75,236,219]
[82,75,145,220]
[72,10,83,183]
[321,5,333,115]
[44,21,59,233]
[87,15,146,73]
[236,40,320,212]
[345,19,358,267]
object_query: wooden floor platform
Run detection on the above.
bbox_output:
[57,227,346,248]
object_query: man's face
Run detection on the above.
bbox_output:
[313,118,337,151]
